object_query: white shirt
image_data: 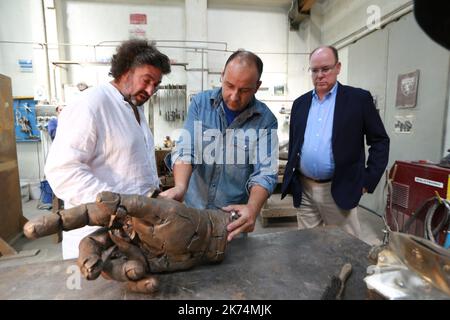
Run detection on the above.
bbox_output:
[45,82,159,259]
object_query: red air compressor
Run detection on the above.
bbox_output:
[386,160,450,246]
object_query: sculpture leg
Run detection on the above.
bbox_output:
[101,253,159,294]
[126,277,159,294]
[100,241,159,294]
[78,227,113,280]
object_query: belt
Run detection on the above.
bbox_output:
[301,174,332,184]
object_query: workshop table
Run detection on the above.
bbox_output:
[0,227,372,300]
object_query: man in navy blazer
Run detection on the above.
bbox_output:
[281,46,389,237]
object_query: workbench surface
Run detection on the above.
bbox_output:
[0,227,371,300]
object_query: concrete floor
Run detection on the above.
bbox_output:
[1,195,385,268]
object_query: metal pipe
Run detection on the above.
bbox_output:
[0,40,103,48]
[0,40,311,56]
[41,0,52,100]
[331,1,413,50]
[95,39,228,51]
[201,48,204,91]
[0,40,45,46]
[52,65,58,104]
[359,204,382,217]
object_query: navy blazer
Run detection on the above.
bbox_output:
[281,82,390,210]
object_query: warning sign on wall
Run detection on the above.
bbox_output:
[394,114,414,134]
[130,14,147,25]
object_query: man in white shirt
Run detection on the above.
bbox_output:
[45,40,171,259]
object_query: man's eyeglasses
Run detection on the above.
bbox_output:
[308,63,337,76]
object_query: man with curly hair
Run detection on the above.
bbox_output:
[45,39,171,259]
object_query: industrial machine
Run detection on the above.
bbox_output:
[386,160,450,246]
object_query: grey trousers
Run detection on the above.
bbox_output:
[297,176,361,238]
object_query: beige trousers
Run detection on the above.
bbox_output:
[297,176,361,238]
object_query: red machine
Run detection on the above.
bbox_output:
[386,160,450,245]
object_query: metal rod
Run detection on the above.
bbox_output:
[41,0,52,100]
[201,48,204,92]
[0,40,311,56]
[358,204,383,217]
[331,2,413,50]
[95,39,228,51]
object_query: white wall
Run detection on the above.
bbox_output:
[9,0,443,191]
[0,0,52,182]
[207,5,288,88]
[61,0,186,86]
[0,0,47,97]
[207,4,292,142]
[56,0,296,146]
[60,0,187,147]
[337,46,348,84]
[3,0,297,180]
[318,0,411,46]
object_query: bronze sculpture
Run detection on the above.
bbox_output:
[24,192,230,293]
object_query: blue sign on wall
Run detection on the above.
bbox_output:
[18,59,33,73]
[13,98,40,142]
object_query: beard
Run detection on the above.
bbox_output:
[124,82,149,106]
[131,92,150,106]
[121,76,149,106]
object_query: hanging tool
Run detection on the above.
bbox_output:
[171,85,174,122]
[176,85,180,120]
[165,88,169,121]
[171,85,176,122]
[167,85,172,121]
[181,85,186,121]
[175,85,178,121]
[321,263,352,300]
[167,86,170,121]
[158,91,161,116]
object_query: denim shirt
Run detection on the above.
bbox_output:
[172,88,278,210]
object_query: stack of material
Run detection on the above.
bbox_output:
[278,140,288,183]
[278,159,287,183]
[260,194,297,227]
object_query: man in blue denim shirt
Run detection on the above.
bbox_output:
[160,50,278,241]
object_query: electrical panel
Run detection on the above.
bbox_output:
[13,98,40,142]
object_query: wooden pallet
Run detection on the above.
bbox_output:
[260,194,297,227]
